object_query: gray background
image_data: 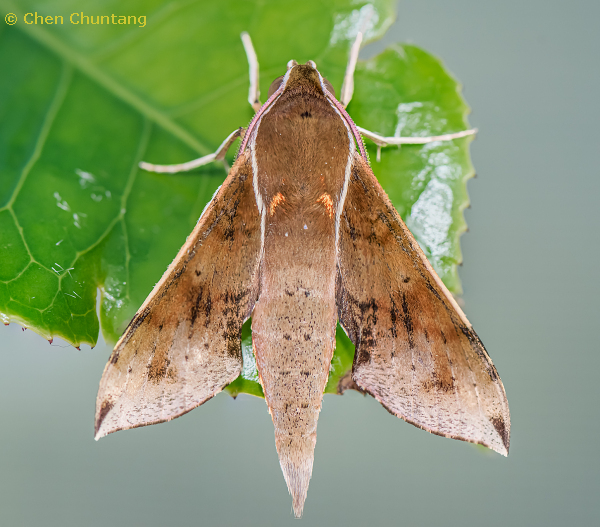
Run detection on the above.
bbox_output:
[2,0,599,525]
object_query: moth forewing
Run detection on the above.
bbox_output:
[336,154,510,456]
[95,152,262,439]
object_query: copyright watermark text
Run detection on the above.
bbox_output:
[6,12,147,27]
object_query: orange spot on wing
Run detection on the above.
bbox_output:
[269,192,285,216]
[316,193,334,219]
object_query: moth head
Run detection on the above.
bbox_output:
[267,60,335,98]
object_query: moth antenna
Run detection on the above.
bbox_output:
[241,32,261,112]
[340,31,363,108]
[138,128,243,174]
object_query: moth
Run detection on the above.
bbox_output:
[95,32,510,517]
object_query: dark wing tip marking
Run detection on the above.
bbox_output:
[491,415,510,454]
[95,399,114,437]
[94,363,243,440]
[355,374,509,456]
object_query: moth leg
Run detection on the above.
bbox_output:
[241,32,261,112]
[340,31,363,108]
[357,125,478,162]
[139,127,244,173]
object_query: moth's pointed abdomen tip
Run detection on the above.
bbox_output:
[291,484,307,519]
[276,434,315,519]
[292,501,304,519]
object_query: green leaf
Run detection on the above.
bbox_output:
[351,44,474,294]
[0,0,474,398]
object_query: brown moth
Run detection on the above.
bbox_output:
[95,33,510,517]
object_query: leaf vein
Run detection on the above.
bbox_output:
[2,1,210,156]
[1,63,72,211]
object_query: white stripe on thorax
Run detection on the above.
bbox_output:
[248,67,294,267]
[316,70,355,258]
